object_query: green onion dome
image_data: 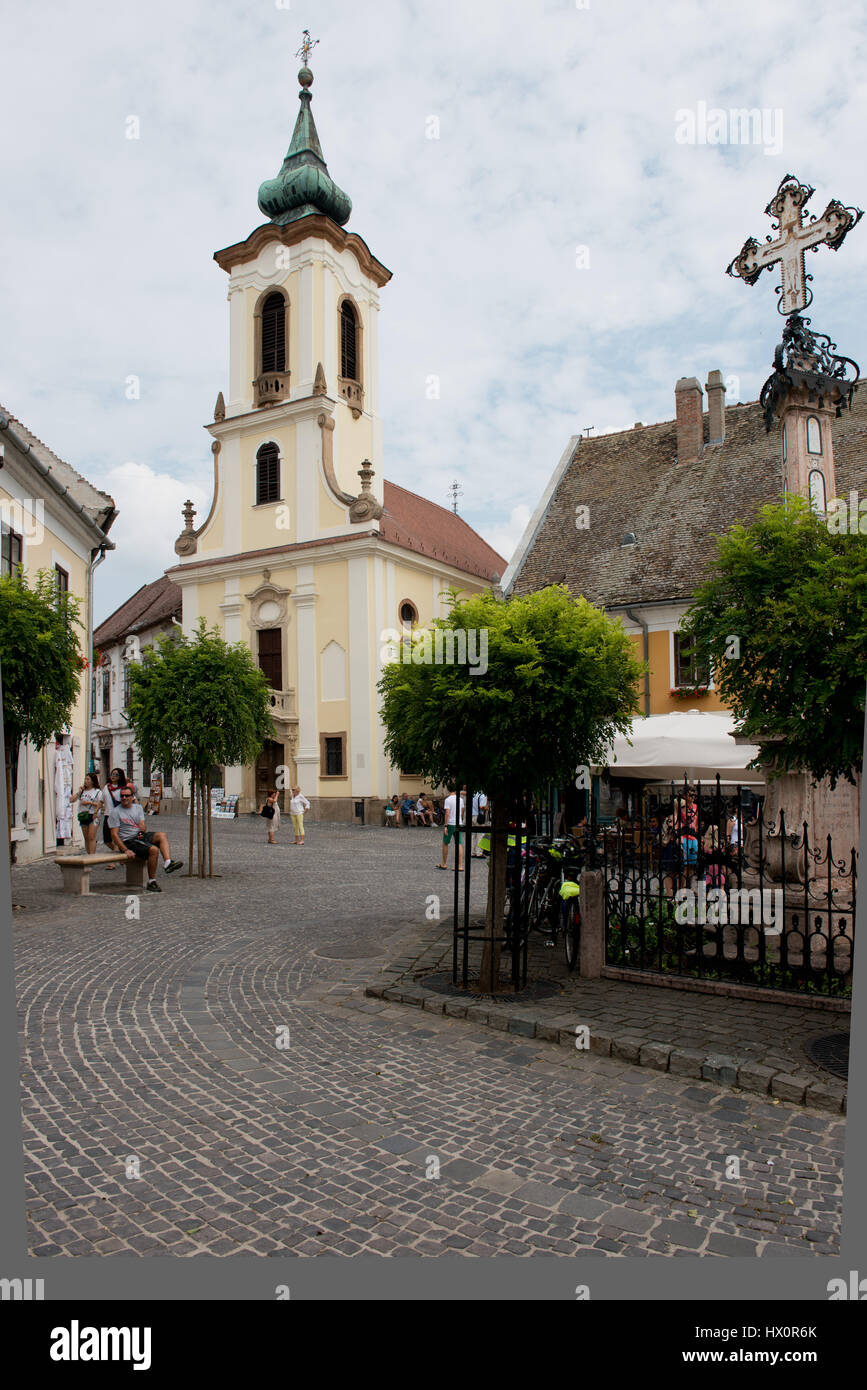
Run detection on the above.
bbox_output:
[257,66,352,227]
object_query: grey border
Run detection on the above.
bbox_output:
[0,683,863,1299]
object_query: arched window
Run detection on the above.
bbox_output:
[261,293,286,374]
[806,416,822,455]
[781,423,786,463]
[809,469,827,513]
[340,299,359,381]
[256,442,281,506]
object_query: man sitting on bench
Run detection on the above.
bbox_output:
[108,788,182,892]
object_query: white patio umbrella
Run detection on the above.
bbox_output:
[599,711,764,785]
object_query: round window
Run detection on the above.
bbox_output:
[399,601,418,625]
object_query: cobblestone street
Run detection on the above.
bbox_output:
[13,816,845,1258]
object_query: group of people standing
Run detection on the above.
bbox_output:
[260,787,310,845]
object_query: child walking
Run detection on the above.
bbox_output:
[289,786,310,844]
[261,789,280,844]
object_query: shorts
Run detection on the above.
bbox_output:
[443,826,462,845]
[125,832,156,859]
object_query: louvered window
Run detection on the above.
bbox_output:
[256,443,281,505]
[261,293,286,374]
[340,300,358,380]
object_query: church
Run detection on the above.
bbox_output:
[165,49,504,819]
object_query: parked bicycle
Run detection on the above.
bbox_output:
[496,833,583,971]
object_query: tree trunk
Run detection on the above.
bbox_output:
[187,769,195,876]
[207,778,213,876]
[198,773,206,878]
[479,798,508,992]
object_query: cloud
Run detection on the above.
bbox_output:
[486,506,532,568]
[94,463,208,625]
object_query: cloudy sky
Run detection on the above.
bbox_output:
[2,0,865,623]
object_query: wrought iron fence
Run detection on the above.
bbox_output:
[592,777,855,998]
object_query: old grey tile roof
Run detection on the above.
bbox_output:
[94,575,182,649]
[506,389,867,607]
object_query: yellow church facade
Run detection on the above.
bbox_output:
[166,59,503,819]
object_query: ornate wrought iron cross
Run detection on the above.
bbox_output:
[727,174,862,314]
[296,29,319,66]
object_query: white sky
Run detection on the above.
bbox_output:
[1,0,865,624]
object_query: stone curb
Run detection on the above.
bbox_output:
[364,982,847,1113]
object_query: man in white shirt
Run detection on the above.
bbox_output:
[108,788,182,892]
[438,785,466,871]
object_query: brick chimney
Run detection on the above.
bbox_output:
[675,377,703,463]
[706,369,726,444]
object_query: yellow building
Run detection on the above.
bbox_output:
[166,58,503,818]
[1,406,116,862]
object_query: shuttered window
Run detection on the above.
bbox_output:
[340,300,358,380]
[258,628,282,690]
[261,293,286,373]
[256,443,280,505]
[1,524,23,576]
[325,736,343,776]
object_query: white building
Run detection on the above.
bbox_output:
[1,404,116,862]
[92,576,182,799]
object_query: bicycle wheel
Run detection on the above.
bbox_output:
[563,898,581,971]
[527,873,546,932]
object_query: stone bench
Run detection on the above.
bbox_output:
[55,852,147,895]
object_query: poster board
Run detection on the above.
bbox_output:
[147,772,163,815]
[188,788,238,818]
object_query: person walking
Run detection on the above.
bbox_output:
[261,788,280,844]
[71,772,102,855]
[289,786,310,844]
[437,784,466,871]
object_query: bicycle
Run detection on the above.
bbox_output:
[504,835,583,971]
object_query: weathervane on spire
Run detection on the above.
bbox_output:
[296,29,319,66]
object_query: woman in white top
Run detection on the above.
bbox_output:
[71,772,103,855]
[289,786,311,844]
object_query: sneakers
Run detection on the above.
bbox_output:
[164,859,183,874]
[146,880,162,893]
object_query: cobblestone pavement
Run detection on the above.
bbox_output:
[361,914,849,1111]
[12,817,844,1257]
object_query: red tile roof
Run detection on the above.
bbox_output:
[94,575,182,649]
[381,481,506,582]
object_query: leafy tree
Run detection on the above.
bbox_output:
[126,620,274,876]
[378,586,643,989]
[681,498,867,786]
[0,569,84,847]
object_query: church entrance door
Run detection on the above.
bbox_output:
[256,739,286,810]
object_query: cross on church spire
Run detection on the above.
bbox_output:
[727,174,863,315]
